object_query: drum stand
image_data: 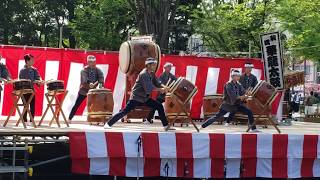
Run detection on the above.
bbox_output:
[246,93,281,134]
[165,94,200,132]
[38,90,69,127]
[3,90,37,129]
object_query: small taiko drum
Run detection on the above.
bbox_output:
[87,88,114,124]
[251,81,277,107]
[46,80,64,91]
[203,94,223,118]
[119,40,161,75]
[165,93,190,124]
[13,79,33,91]
[169,77,198,104]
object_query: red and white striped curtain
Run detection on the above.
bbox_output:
[0,45,282,120]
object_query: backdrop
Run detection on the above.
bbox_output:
[0,45,282,121]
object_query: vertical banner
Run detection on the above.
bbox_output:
[260,32,284,90]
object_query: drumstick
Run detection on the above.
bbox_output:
[44,79,54,84]
[165,78,172,87]
[91,81,99,89]
[168,80,176,92]
[162,78,172,93]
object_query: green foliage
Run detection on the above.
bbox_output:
[276,0,320,62]
[192,0,276,56]
[70,0,134,50]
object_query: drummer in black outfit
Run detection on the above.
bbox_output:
[68,55,104,122]
[0,54,12,97]
[19,54,43,123]
[225,63,258,126]
[104,57,172,130]
[145,62,177,123]
[201,70,260,132]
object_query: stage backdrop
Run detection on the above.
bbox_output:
[0,45,282,121]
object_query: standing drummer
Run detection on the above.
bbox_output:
[19,54,43,123]
[0,54,12,96]
[201,70,260,132]
[145,62,177,123]
[68,55,104,122]
[104,57,171,130]
[225,63,258,126]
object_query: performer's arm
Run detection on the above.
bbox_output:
[34,69,43,87]
[97,68,104,88]
[80,70,89,86]
[252,76,258,87]
[0,64,12,82]
[18,69,23,79]
[34,69,42,81]
[152,75,163,88]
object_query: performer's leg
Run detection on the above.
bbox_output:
[146,97,164,122]
[107,100,141,127]
[201,109,228,128]
[68,93,87,120]
[226,112,235,123]
[30,95,35,122]
[22,93,31,122]
[237,105,257,130]
[145,98,168,127]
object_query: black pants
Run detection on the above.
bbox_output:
[69,93,87,120]
[107,99,169,127]
[202,105,256,129]
[226,112,236,123]
[22,93,35,122]
[146,95,165,121]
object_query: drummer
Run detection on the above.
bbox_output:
[19,54,43,123]
[0,54,12,97]
[145,62,177,123]
[225,62,258,126]
[240,63,258,90]
[104,57,171,130]
[68,55,104,122]
[201,69,260,132]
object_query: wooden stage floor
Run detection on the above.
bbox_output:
[0,120,319,136]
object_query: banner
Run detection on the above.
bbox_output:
[260,32,284,90]
[0,45,273,120]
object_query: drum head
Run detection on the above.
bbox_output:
[47,80,64,84]
[88,88,112,93]
[119,42,130,74]
[204,94,223,99]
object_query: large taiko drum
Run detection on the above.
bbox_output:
[235,97,272,124]
[87,88,114,124]
[165,93,190,124]
[169,77,198,104]
[119,41,161,75]
[251,81,277,107]
[203,94,223,118]
[13,79,33,91]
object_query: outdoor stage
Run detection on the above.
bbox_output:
[0,120,319,179]
[0,120,320,135]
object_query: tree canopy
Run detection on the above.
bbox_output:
[0,0,319,61]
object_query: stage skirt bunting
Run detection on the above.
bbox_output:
[69,132,320,178]
[0,45,284,120]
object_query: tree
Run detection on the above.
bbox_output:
[191,0,275,57]
[276,0,320,62]
[71,0,134,50]
[128,0,201,53]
